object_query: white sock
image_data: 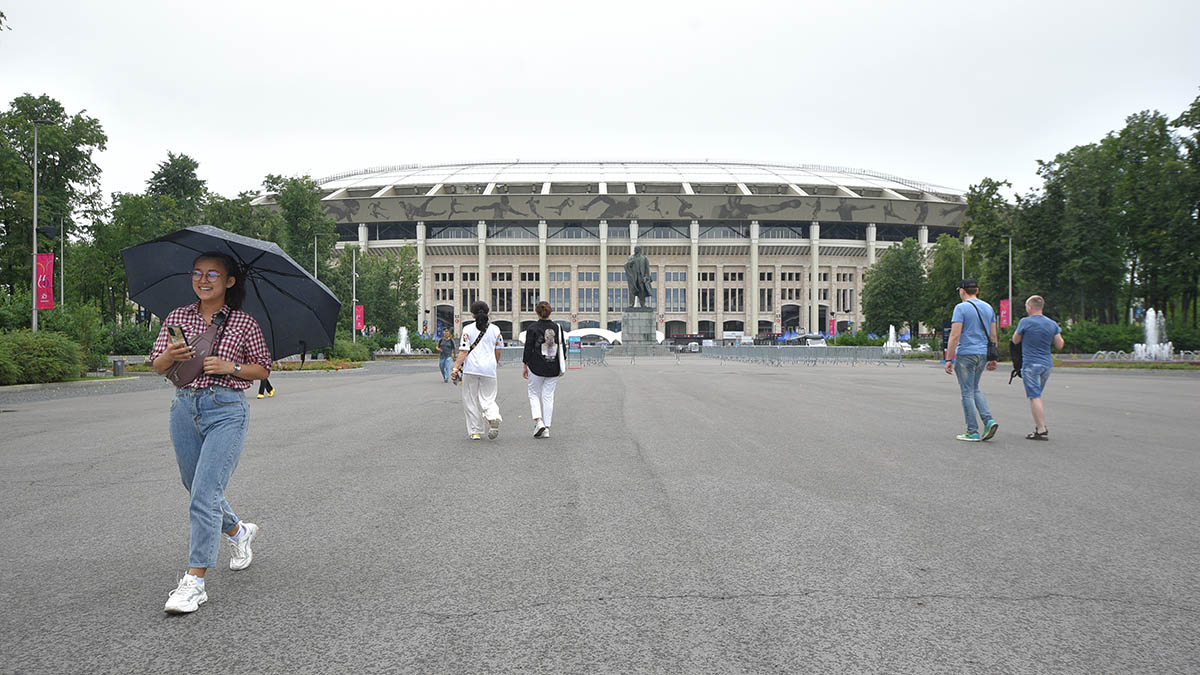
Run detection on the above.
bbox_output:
[185,573,204,586]
[229,524,248,542]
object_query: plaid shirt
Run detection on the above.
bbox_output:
[149,302,272,390]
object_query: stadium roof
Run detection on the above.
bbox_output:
[312,160,964,199]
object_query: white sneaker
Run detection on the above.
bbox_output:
[226,522,258,571]
[534,422,547,438]
[486,417,501,440]
[164,575,207,614]
[542,428,550,438]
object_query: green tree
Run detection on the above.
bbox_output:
[861,238,925,336]
[262,175,338,274]
[1170,92,1200,326]
[0,94,107,292]
[204,192,282,241]
[323,246,420,341]
[146,151,206,221]
[960,178,1014,310]
[922,234,965,331]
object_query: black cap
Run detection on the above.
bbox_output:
[958,278,979,290]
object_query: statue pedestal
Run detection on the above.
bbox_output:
[620,307,656,345]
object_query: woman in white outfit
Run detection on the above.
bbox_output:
[522,301,565,438]
[451,300,504,440]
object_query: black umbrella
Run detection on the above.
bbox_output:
[122,225,342,358]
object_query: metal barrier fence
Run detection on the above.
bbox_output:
[496,346,608,367]
[700,345,903,367]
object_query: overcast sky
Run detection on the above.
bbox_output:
[3,0,1199,202]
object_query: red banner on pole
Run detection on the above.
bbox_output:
[828,318,836,336]
[36,253,55,309]
[354,304,365,330]
[999,299,1010,328]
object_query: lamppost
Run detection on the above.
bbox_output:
[1003,234,1013,323]
[351,245,359,343]
[30,119,54,331]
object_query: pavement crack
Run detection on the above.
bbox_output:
[415,589,1198,623]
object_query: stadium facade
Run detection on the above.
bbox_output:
[254,161,967,340]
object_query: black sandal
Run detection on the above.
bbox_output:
[1025,429,1048,441]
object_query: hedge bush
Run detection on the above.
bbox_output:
[111,321,160,355]
[0,330,85,385]
[329,337,370,362]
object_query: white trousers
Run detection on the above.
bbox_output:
[527,373,558,427]
[461,374,501,434]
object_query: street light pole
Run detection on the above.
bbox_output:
[31,121,40,331]
[1007,234,1013,321]
[351,246,358,343]
[60,215,65,307]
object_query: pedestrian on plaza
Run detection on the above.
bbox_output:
[1012,295,1064,440]
[943,278,1000,442]
[257,363,276,399]
[522,301,566,438]
[451,300,504,440]
[148,251,272,614]
[437,328,456,383]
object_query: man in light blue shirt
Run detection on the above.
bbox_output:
[1012,295,1064,440]
[943,278,999,441]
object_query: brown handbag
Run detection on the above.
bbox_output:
[165,313,228,388]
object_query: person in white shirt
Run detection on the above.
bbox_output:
[451,300,504,440]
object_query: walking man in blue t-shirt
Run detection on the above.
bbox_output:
[1012,295,1064,441]
[944,279,999,441]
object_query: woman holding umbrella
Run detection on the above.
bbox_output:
[148,251,273,614]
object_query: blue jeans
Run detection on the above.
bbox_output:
[439,356,452,382]
[169,386,249,569]
[1022,363,1051,399]
[954,353,993,434]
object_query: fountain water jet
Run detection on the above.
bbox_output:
[1132,308,1174,361]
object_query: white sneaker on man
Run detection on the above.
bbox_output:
[534,421,547,438]
[164,574,207,614]
[226,522,258,571]
[541,428,550,439]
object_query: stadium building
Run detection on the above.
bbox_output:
[256,161,967,341]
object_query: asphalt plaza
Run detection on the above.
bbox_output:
[1,358,1197,674]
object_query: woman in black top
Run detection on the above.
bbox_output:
[522,301,565,438]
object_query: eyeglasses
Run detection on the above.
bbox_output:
[191,270,223,281]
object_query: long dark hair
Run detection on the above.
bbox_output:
[193,251,246,310]
[470,300,490,331]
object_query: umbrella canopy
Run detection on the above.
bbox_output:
[122,226,341,358]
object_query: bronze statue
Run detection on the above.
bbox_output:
[624,245,653,308]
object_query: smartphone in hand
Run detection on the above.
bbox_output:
[166,325,187,345]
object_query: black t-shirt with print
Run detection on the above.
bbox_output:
[522,319,563,377]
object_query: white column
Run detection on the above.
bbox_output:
[477,220,488,303]
[599,219,608,330]
[918,225,930,250]
[417,222,427,334]
[570,262,579,327]
[688,219,699,333]
[809,221,820,333]
[749,220,759,334]
[866,222,877,267]
[538,219,548,300]
[511,263,520,334]
[774,263,783,332]
[453,263,463,331]
[358,222,368,250]
[630,218,639,254]
[715,263,725,337]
